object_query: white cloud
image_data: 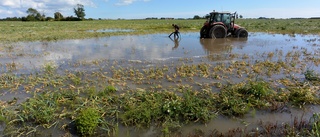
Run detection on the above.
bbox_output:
[115,0,150,6]
[115,0,135,6]
[2,0,20,8]
[0,0,96,18]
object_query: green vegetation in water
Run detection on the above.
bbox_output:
[76,108,100,136]
[310,113,320,136]
[120,90,216,128]
[305,69,320,81]
[1,69,319,136]
[217,81,276,116]
[20,93,59,125]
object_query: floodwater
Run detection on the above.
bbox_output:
[1,32,319,74]
[87,28,134,33]
[1,32,320,136]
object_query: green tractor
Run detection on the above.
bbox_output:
[200,10,248,38]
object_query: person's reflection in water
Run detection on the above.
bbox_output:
[169,37,180,50]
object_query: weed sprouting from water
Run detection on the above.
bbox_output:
[182,90,215,123]
[43,62,57,74]
[98,85,117,97]
[304,69,320,81]
[119,90,217,128]
[19,92,59,126]
[75,107,100,136]
[288,86,320,106]
[310,113,320,136]
[217,81,277,116]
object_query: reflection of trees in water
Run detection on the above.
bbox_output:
[199,38,247,61]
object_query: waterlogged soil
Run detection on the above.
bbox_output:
[1,32,320,136]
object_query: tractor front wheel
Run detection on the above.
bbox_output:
[200,26,208,38]
[236,28,248,38]
[209,25,227,38]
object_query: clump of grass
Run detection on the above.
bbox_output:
[310,113,320,136]
[76,107,101,136]
[0,115,5,123]
[217,81,276,116]
[218,89,251,116]
[120,91,168,127]
[181,90,214,122]
[19,92,59,126]
[104,85,117,94]
[239,81,274,98]
[304,69,320,81]
[288,87,320,106]
[161,119,182,136]
[43,62,57,74]
[120,90,216,128]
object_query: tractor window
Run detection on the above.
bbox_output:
[222,14,231,24]
[214,14,221,22]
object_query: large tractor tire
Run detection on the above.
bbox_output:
[236,28,248,38]
[200,26,208,38]
[209,25,227,38]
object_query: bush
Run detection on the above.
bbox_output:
[76,108,100,136]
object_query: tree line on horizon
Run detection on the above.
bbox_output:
[0,4,86,21]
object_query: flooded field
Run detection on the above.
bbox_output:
[2,33,319,73]
[1,32,320,136]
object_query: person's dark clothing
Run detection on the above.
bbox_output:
[169,24,180,38]
[173,24,179,34]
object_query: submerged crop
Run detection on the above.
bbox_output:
[1,59,319,136]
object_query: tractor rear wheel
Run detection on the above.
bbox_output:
[236,28,248,38]
[200,26,208,38]
[209,25,227,38]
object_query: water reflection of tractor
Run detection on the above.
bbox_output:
[200,39,232,55]
[200,38,248,55]
[200,10,248,38]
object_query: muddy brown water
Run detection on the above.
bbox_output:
[1,32,320,136]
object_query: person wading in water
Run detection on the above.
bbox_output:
[168,24,180,39]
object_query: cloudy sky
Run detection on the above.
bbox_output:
[0,0,320,19]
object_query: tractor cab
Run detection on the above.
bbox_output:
[200,10,248,38]
[207,11,235,33]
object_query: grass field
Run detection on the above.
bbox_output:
[1,19,320,43]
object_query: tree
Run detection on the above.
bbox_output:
[26,8,45,21]
[26,8,39,21]
[26,8,39,17]
[239,15,243,19]
[46,17,54,21]
[54,12,64,21]
[74,4,86,20]
[38,13,46,21]
[193,15,201,19]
